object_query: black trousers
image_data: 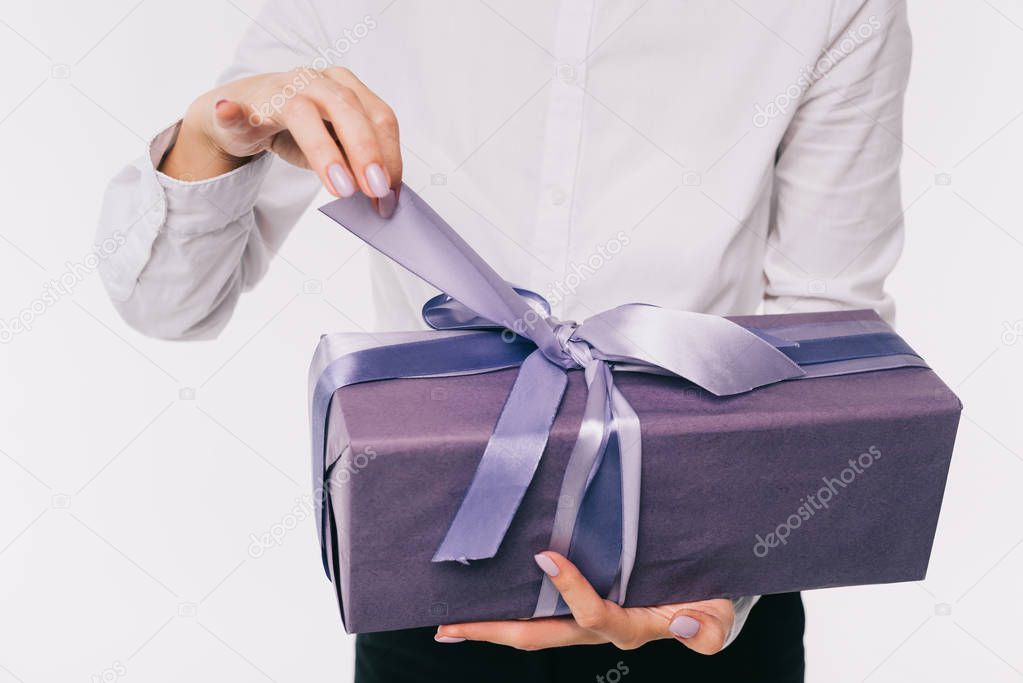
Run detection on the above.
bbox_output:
[355,592,804,682]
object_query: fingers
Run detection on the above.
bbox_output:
[302,76,391,199]
[215,69,402,215]
[535,552,611,629]
[666,600,733,655]
[435,618,605,651]
[276,95,357,198]
[535,552,654,650]
[322,67,403,193]
[537,552,733,653]
[435,553,734,655]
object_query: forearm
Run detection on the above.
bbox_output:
[95,122,278,340]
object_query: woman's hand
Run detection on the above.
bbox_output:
[160,67,402,216]
[435,551,735,653]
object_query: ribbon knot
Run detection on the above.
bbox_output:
[549,319,594,369]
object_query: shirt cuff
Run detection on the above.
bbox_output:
[723,595,760,650]
[96,121,274,303]
[152,121,274,235]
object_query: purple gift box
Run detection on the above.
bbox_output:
[309,186,961,634]
[321,309,960,633]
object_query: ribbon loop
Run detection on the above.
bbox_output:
[320,191,573,368]
[575,304,805,395]
[422,287,552,332]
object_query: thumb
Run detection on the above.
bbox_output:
[213,98,257,131]
[210,98,280,156]
[666,605,731,655]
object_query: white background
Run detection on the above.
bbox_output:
[1,1,1021,681]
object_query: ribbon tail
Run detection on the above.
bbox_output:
[564,391,623,604]
[319,187,567,363]
[533,361,618,617]
[311,331,537,577]
[433,350,568,563]
[605,383,641,606]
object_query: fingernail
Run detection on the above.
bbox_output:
[328,163,356,198]
[378,190,397,218]
[434,635,465,644]
[365,163,390,198]
[534,553,559,577]
[669,615,701,639]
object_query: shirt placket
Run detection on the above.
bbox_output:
[530,0,594,319]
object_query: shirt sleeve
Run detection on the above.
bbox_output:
[723,595,760,650]
[763,0,912,325]
[94,0,326,340]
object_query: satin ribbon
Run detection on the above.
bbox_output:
[310,185,926,617]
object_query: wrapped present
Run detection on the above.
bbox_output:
[310,187,960,634]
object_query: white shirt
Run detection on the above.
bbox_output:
[95,0,910,340]
[93,0,910,646]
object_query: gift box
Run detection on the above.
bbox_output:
[310,188,961,634]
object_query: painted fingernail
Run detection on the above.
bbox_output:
[669,615,701,639]
[378,190,397,218]
[534,553,559,577]
[328,163,356,198]
[365,163,390,198]
[435,635,465,643]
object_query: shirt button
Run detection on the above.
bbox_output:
[551,186,568,206]
[556,64,576,83]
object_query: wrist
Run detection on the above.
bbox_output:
[159,97,250,181]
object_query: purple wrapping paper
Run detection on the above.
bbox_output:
[323,309,960,634]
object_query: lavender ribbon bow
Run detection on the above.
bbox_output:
[311,185,924,617]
